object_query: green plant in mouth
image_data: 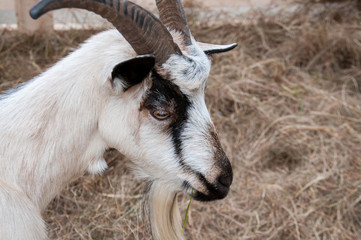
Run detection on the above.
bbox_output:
[182,188,194,232]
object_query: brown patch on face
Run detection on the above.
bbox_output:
[205,125,233,183]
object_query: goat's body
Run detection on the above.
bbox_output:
[0,30,137,239]
[0,180,46,239]
[0,3,235,236]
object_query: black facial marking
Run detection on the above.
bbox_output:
[142,71,191,157]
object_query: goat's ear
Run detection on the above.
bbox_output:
[111,54,155,92]
[197,42,238,55]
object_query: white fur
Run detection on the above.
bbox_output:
[0,30,137,239]
[145,181,184,240]
[162,37,211,94]
[87,158,108,174]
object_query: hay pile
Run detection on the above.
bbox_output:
[0,1,360,239]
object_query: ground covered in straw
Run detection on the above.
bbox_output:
[0,2,360,239]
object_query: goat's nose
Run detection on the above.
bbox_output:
[218,173,232,188]
[211,171,232,199]
[217,155,233,188]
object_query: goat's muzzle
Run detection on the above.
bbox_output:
[184,154,233,202]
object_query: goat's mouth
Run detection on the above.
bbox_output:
[182,179,230,202]
[180,164,233,201]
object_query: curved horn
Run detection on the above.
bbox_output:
[155,0,192,46]
[30,0,182,64]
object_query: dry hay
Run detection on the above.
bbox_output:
[0,1,361,239]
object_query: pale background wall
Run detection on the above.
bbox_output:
[0,0,274,10]
[0,0,279,33]
[0,0,14,10]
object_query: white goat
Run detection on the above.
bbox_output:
[0,0,236,239]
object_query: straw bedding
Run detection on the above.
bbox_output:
[0,1,360,239]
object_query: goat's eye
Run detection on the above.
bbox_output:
[152,110,171,120]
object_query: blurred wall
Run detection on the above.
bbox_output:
[0,0,14,10]
[0,0,273,11]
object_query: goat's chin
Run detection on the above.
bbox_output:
[144,181,185,240]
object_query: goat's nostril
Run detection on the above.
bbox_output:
[218,174,232,188]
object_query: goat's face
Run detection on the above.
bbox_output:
[99,43,233,202]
